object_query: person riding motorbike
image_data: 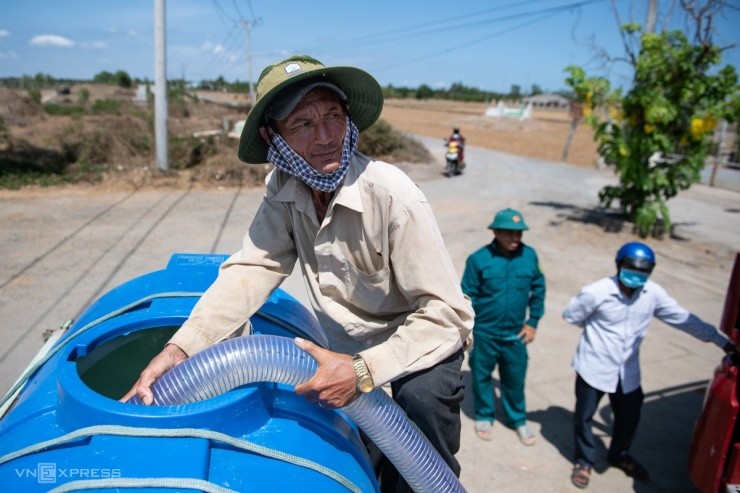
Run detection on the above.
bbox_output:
[447,127,466,167]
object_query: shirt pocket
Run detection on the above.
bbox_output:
[342,259,403,314]
[480,267,504,297]
[512,268,534,292]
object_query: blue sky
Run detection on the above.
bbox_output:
[1,0,738,93]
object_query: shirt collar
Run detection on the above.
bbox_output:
[271,153,365,214]
[491,240,522,257]
[332,153,366,213]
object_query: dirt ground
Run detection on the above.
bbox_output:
[1,135,737,492]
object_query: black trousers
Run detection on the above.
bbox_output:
[573,373,644,468]
[362,349,465,493]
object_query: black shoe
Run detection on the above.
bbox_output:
[608,453,649,481]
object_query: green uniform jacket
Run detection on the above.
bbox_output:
[461,241,546,339]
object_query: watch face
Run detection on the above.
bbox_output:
[358,376,374,393]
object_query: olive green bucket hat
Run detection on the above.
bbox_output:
[238,55,384,164]
[488,208,529,230]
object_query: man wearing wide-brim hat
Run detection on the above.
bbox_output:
[124,55,474,491]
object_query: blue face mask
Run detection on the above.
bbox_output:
[619,267,650,289]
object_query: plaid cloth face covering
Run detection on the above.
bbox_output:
[267,117,359,192]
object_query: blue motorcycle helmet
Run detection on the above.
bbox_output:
[615,241,656,273]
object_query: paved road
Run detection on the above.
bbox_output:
[1,138,738,492]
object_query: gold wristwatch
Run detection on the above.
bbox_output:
[352,354,374,393]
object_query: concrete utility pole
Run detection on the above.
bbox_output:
[238,18,262,104]
[154,0,168,171]
[646,0,658,34]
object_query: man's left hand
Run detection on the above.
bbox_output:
[518,325,536,344]
[293,337,358,409]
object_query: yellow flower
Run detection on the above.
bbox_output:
[703,117,717,133]
[583,105,593,118]
[690,118,704,141]
[608,106,622,121]
[618,145,628,157]
[644,124,654,134]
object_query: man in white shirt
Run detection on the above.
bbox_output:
[562,241,736,489]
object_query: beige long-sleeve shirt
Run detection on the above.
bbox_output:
[168,153,474,387]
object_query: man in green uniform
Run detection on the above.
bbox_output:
[461,208,546,444]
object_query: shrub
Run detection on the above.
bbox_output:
[26,86,41,103]
[359,119,431,163]
[44,104,86,117]
[0,139,72,188]
[169,134,219,170]
[91,99,122,115]
[77,88,90,106]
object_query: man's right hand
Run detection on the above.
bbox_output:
[120,343,188,405]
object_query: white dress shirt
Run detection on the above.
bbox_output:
[563,276,727,393]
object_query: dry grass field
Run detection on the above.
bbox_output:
[1,85,600,192]
[189,91,602,169]
[380,98,599,168]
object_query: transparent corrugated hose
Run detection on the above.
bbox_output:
[129,335,466,493]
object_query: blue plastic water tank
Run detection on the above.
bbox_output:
[0,253,379,492]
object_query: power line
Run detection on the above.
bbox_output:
[309,0,606,79]
[195,0,262,87]
[373,8,566,74]
[194,25,242,80]
[298,0,557,52]
[300,0,607,55]
[211,0,235,27]
[230,0,245,19]
[245,0,257,20]
[201,0,607,85]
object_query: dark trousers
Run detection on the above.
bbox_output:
[573,373,644,468]
[362,349,465,493]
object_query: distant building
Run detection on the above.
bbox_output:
[133,84,149,106]
[484,101,533,120]
[522,93,570,109]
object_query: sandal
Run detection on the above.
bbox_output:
[474,421,493,441]
[516,425,536,446]
[608,453,649,481]
[571,464,591,489]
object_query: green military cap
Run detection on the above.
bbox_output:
[488,208,529,230]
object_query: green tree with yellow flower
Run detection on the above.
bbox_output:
[565,10,739,237]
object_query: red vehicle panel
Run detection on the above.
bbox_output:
[689,252,740,492]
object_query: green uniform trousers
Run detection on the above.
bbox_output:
[470,335,528,427]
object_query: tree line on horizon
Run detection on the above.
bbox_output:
[0,71,565,104]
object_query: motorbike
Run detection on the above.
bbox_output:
[444,140,464,177]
